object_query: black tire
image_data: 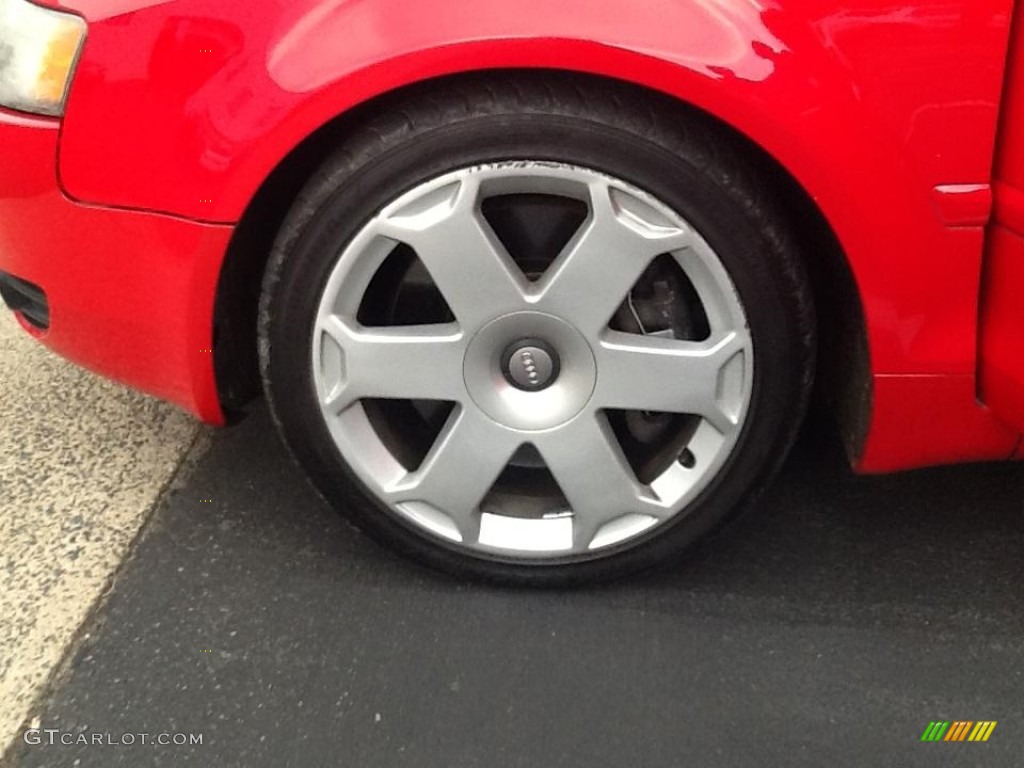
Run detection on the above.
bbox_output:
[259,73,815,585]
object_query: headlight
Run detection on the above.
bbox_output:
[0,0,86,117]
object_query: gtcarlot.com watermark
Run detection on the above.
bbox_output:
[24,729,203,747]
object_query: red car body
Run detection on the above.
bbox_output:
[2,0,1023,473]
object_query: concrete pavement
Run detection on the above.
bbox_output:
[0,313,199,757]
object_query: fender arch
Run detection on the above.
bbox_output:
[56,0,1018,467]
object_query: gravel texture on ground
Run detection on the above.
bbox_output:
[0,312,198,756]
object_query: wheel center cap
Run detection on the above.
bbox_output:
[463,312,597,432]
[503,339,560,392]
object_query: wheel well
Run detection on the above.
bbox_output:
[213,69,871,457]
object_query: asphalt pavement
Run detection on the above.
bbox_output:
[6,403,1024,768]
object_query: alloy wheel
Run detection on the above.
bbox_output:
[311,162,754,559]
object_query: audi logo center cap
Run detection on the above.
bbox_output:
[502,339,561,392]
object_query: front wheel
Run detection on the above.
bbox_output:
[259,76,814,585]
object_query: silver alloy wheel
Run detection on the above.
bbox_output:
[312,162,754,559]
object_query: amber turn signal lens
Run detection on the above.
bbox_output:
[0,0,86,116]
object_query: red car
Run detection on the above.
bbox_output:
[2,0,1022,583]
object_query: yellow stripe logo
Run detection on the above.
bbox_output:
[921,721,996,742]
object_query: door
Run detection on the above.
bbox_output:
[981,9,1024,435]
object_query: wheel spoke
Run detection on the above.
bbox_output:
[377,176,528,329]
[388,408,521,544]
[534,180,692,334]
[320,316,466,412]
[593,330,751,434]
[533,413,660,551]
